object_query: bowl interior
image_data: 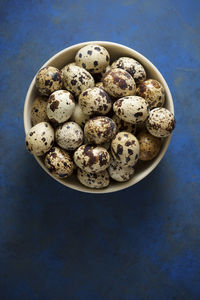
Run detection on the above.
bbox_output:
[24,41,174,193]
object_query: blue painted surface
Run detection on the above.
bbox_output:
[0,0,200,299]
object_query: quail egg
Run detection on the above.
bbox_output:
[78,87,112,116]
[113,96,149,124]
[103,68,136,98]
[44,146,75,178]
[111,132,139,166]
[112,114,136,135]
[77,168,110,189]
[84,116,117,144]
[137,130,161,161]
[35,66,63,96]
[111,57,146,84]
[70,103,90,127]
[136,79,165,109]
[55,121,83,150]
[75,44,110,73]
[146,107,176,138]
[25,122,54,156]
[74,145,110,173]
[62,64,95,97]
[108,156,135,182]
[46,90,75,124]
[31,96,49,126]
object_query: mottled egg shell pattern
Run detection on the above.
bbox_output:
[112,114,136,135]
[146,108,176,138]
[75,44,110,73]
[111,131,140,166]
[25,122,54,156]
[103,68,136,98]
[136,79,165,109]
[31,96,49,126]
[113,96,149,124]
[44,146,74,178]
[35,66,63,96]
[70,103,90,127]
[55,121,83,150]
[62,64,95,97]
[137,130,161,161]
[84,116,117,144]
[77,168,110,188]
[78,87,112,116]
[46,90,75,124]
[74,145,110,173]
[108,156,135,182]
[111,57,146,84]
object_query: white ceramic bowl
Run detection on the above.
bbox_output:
[24,41,174,193]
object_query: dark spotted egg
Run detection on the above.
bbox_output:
[111,131,140,166]
[74,145,110,173]
[137,130,161,161]
[35,66,63,96]
[55,121,83,150]
[77,168,110,188]
[84,116,117,145]
[31,96,49,126]
[75,44,110,73]
[108,156,135,182]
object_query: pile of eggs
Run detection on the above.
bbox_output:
[25,44,175,189]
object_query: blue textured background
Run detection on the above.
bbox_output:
[0,0,200,299]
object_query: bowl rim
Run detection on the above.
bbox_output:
[24,41,174,194]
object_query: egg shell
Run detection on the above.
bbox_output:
[70,103,90,127]
[77,168,110,189]
[103,68,136,98]
[25,122,54,156]
[112,114,136,135]
[113,96,149,124]
[84,116,117,145]
[75,44,110,73]
[108,156,135,182]
[55,121,83,150]
[74,145,110,173]
[136,79,165,109]
[62,64,95,97]
[35,66,63,96]
[111,131,139,166]
[137,130,161,161]
[44,146,75,178]
[78,87,112,116]
[111,57,146,84]
[146,108,176,138]
[31,96,49,126]
[46,90,75,124]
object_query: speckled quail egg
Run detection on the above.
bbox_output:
[84,116,117,145]
[44,146,75,178]
[62,64,95,97]
[25,122,54,156]
[111,57,146,84]
[112,114,136,135]
[74,145,110,173]
[55,121,83,150]
[111,132,139,166]
[35,66,63,96]
[46,90,75,124]
[136,79,165,109]
[137,130,161,161]
[75,44,110,73]
[78,87,112,116]
[103,68,136,98]
[77,168,110,189]
[70,103,90,127]
[113,96,149,124]
[31,96,49,126]
[146,108,176,138]
[108,156,135,182]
